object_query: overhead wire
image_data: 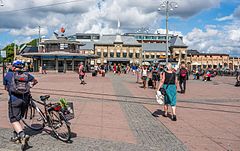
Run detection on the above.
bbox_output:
[0,0,89,14]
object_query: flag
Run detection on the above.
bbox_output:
[117,19,120,28]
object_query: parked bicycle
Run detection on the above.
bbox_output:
[22,94,73,142]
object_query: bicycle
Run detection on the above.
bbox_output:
[22,94,72,142]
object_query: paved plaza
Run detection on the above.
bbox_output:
[0,72,239,151]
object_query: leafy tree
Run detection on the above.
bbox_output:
[2,43,16,63]
[27,39,38,47]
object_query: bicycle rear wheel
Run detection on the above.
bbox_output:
[49,111,71,142]
[22,101,45,131]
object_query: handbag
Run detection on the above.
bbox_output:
[159,73,174,96]
[156,91,164,104]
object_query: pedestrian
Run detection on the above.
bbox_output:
[42,64,47,74]
[152,66,158,89]
[113,63,117,75]
[179,63,188,93]
[235,69,240,87]
[142,65,148,89]
[79,62,86,85]
[3,60,38,147]
[157,63,178,121]
[117,64,121,75]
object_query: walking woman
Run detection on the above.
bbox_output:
[157,63,178,121]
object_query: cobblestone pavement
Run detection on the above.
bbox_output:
[0,72,239,151]
[111,76,187,151]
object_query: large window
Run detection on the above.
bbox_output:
[135,53,140,58]
[97,52,101,57]
[123,52,127,58]
[117,52,121,58]
[110,52,114,57]
[129,53,133,58]
[103,52,108,57]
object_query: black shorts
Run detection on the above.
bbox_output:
[8,99,28,123]
[79,75,84,80]
[152,75,158,81]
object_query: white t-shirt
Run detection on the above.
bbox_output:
[142,69,147,76]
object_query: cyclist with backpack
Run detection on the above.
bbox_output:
[179,63,188,94]
[3,60,38,148]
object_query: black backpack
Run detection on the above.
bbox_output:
[9,72,30,94]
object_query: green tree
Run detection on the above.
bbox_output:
[2,43,16,63]
[27,39,38,47]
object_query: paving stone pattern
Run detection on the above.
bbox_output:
[111,76,187,151]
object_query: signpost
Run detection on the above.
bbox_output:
[1,50,6,84]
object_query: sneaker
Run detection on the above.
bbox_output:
[172,115,177,121]
[20,134,30,151]
[10,131,20,144]
[10,136,20,144]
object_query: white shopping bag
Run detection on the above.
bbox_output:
[156,91,164,105]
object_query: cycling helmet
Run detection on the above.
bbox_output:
[12,60,24,68]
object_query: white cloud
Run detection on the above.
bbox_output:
[0,0,222,36]
[216,15,234,21]
[184,22,240,56]
[9,27,48,36]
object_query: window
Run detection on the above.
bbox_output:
[123,52,127,58]
[103,52,108,57]
[151,55,155,59]
[97,52,101,57]
[156,55,160,58]
[129,53,133,58]
[146,55,149,59]
[135,53,140,58]
[110,52,114,57]
[117,52,121,58]
[181,54,185,59]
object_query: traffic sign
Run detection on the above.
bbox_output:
[1,50,6,58]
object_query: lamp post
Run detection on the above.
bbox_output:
[137,27,149,63]
[158,0,178,64]
[0,0,4,6]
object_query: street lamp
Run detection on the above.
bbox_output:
[0,0,4,6]
[137,27,149,63]
[158,0,178,64]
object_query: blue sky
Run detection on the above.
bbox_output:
[0,0,240,56]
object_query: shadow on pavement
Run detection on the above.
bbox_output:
[152,109,172,119]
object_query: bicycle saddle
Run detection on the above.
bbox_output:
[40,95,50,101]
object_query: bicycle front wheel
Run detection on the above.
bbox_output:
[49,111,71,142]
[22,102,45,131]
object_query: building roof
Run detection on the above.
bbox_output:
[80,42,94,50]
[142,43,167,52]
[21,51,98,58]
[169,36,187,47]
[20,46,38,54]
[187,50,200,54]
[95,35,141,46]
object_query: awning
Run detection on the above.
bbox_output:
[123,50,127,53]
[135,50,140,53]
[117,50,120,53]
[110,50,114,52]
[97,49,101,52]
[181,51,186,54]
[104,49,107,52]
[191,62,199,65]
[151,53,155,55]
[107,58,130,62]
[97,59,101,63]
[129,49,133,53]
[175,51,179,54]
